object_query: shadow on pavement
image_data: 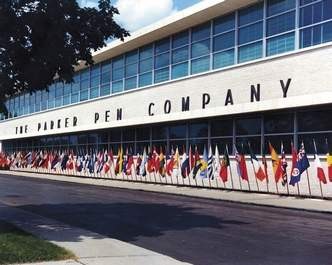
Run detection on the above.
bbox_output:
[18,202,249,243]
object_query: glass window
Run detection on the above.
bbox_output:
[155,38,170,54]
[125,63,138,77]
[192,22,211,42]
[152,125,167,140]
[264,135,293,154]
[191,39,210,58]
[298,109,332,132]
[112,80,123,93]
[267,0,295,17]
[213,31,235,52]
[267,11,295,36]
[264,113,294,134]
[172,30,189,48]
[172,62,188,79]
[80,79,89,90]
[91,64,100,76]
[136,127,150,141]
[300,0,316,5]
[80,68,89,80]
[113,55,124,68]
[191,55,210,74]
[213,49,235,69]
[213,13,235,35]
[64,83,71,95]
[236,136,261,154]
[323,0,332,20]
[300,2,322,27]
[140,44,153,60]
[155,52,170,68]
[100,84,110,96]
[139,72,152,87]
[71,81,79,93]
[91,75,100,87]
[123,128,135,141]
[55,82,63,97]
[71,92,79,104]
[124,76,137,90]
[101,61,111,73]
[112,67,124,80]
[298,133,332,154]
[239,3,263,26]
[238,41,262,63]
[211,119,233,137]
[139,58,153,73]
[80,90,88,101]
[101,71,111,84]
[169,124,186,139]
[323,21,332,43]
[172,46,189,64]
[239,22,263,45]
[236,117,261,135]
[90,87,99,99]
[267,32,295,56]
[125,50,138,64]
[109,129,122,142]
[154,67,169,83]
[189,122,208,138]
[300,24,322,48]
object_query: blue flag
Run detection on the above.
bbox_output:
[289,142,310,186]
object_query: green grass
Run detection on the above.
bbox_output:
[0,221,75,264]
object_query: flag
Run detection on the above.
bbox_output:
[136,153,142,175]
[269,142,282,183]
[147,147,155,173]
[326,139,332,182]
[280,143,288,186]
[125,149,134,176]
[219,145,230,183]
[234,144,248,181]
[189,146,195,173]
[103,150,113,174]
[199,146,208,179]
[192,147,201,178]
[289,142,310,186]
[166,148,175,176]
[115,147,123,175]
[249,144,266,181]
[181,151,189,178]
[214,145,220,180]
[153,147,160,173]
[207,146,214,180]
[159,148,166,177]
[261,149,269,183]
[313,139,327,184]
[139,148,147,176]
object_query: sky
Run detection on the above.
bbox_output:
[79,0,203,32]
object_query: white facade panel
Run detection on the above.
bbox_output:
[1,45,332,140]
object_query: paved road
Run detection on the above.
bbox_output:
[0,174,331,265]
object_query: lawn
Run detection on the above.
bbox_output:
[0,221,75,264]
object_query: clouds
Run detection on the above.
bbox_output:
[115,0,178,32]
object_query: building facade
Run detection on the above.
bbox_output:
[1,0,332,197]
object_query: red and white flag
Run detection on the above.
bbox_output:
[313,140,327,184]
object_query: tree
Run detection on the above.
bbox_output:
[0,0,129,114]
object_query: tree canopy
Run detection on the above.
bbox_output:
[0,0,129,114]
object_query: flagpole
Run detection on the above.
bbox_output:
[248,142,260,192]
[313,139,324,199]
[305,170,312,197]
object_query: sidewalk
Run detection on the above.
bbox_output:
[0,202,190,265]
[2,170,332,214]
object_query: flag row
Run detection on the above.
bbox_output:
[1,140,332,186]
